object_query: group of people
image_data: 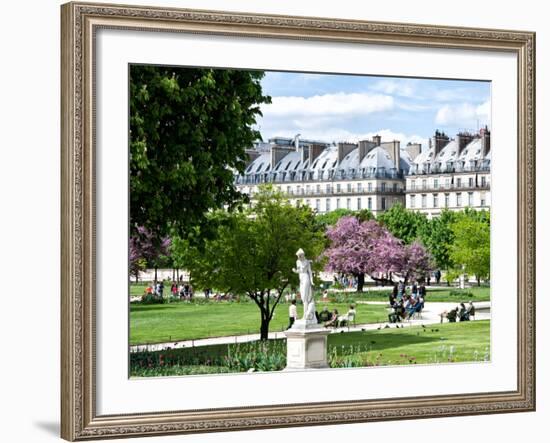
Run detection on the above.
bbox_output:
[145,281,194,299]
[387,281,426,323]
[440,302,476,323]
[287,300,356,329]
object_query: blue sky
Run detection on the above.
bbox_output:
[255,71,491,150]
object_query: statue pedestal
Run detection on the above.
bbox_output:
[283,321,331,370]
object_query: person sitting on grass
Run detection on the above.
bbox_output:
[318,306,331,323]
[324,309,339,328]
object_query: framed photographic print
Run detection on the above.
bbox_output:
[61,1,536,440]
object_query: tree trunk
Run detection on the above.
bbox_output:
[356,273,365,292]
[260,317,270,341]
[477,276,481,286]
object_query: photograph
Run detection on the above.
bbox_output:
[128,66,492,378]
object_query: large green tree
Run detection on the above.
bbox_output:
[182,186,326,340]
[130,65,271,240]
[449,212,490,285]
[419,209,457,271]
[377,203,428,244]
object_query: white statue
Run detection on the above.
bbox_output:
[293,248,316,323]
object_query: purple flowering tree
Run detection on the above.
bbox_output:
[129,226,171,283]
[325,216,432,290]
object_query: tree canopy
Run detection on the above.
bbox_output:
[130,65,271,240]
[180,186,326,340]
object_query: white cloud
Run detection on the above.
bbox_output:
[435,100,491,128]
[261,92,394,119]
[370,79,416,98]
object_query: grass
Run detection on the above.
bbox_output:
[130,300,390,345]
[326,286,490,303]
[130,320,490,377]
[130,283,491,302]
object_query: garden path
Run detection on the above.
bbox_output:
[130,301,490,353]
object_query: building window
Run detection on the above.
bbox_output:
[433,194,438,208]
[286,186,291,194]
[422,179,427,190]
[336,183,341,193]
[357,198,362,210]
[481,176,487,187]
[305,185,310,194]
[316,184,321,194]
[411,180,416,190]
[393,183,398,192]
[357,183,363,192]
[347,183,352,193]
[480,192,486,206]
[315,199,321,211]
[445,178,451,189]
[381,197,386,210]
[368,197,372,210]
[336,198,340,209]
[456,178,462,188]
[367,182,373,192]
[305,199,310,207]
[445,193,450,208]
[381,182,386,192]
[456,193,462,207]
[469,177,474,188]
[421,194,427,208]
[434,178,439,189]
[346,198,351,209]
[468,192,474,206]
[326,199,331,212]
[326,184,331,193]
[410,195,416,208]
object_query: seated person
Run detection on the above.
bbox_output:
[318,306,331,323]
[324,309,339,327]
[338,305,356,327]
[458,303,470,321]
[388,300,404,323]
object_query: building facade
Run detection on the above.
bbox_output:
[405,129,491,218]
[235,135,417,215]
[235,129,491,217]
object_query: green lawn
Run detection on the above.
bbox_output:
[130,300,390,345]
[130,320,490,376]
[130,283,490,302]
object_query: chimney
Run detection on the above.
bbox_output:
[456,131,475,155]
[358,140,376,162]
[309,143,325,164]
[434,130,449,156]
[372,135,382,146]
[270,145,293,169]
[245,149,261,167]
[337,142,357,165]
[381,140,401,170]
[481,126,491,156]
[405,142,421,160]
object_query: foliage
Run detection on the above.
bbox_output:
[449,212,490,282]
[377,203,428,244]
[184,185,326,340]
[419,209,457,271]
[129,65,271,239]
[129,226,171,281]
[324,216,433,286]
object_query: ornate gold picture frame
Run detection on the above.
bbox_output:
[61,2,535,440]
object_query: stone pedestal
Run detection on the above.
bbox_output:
[283,320,331,370]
